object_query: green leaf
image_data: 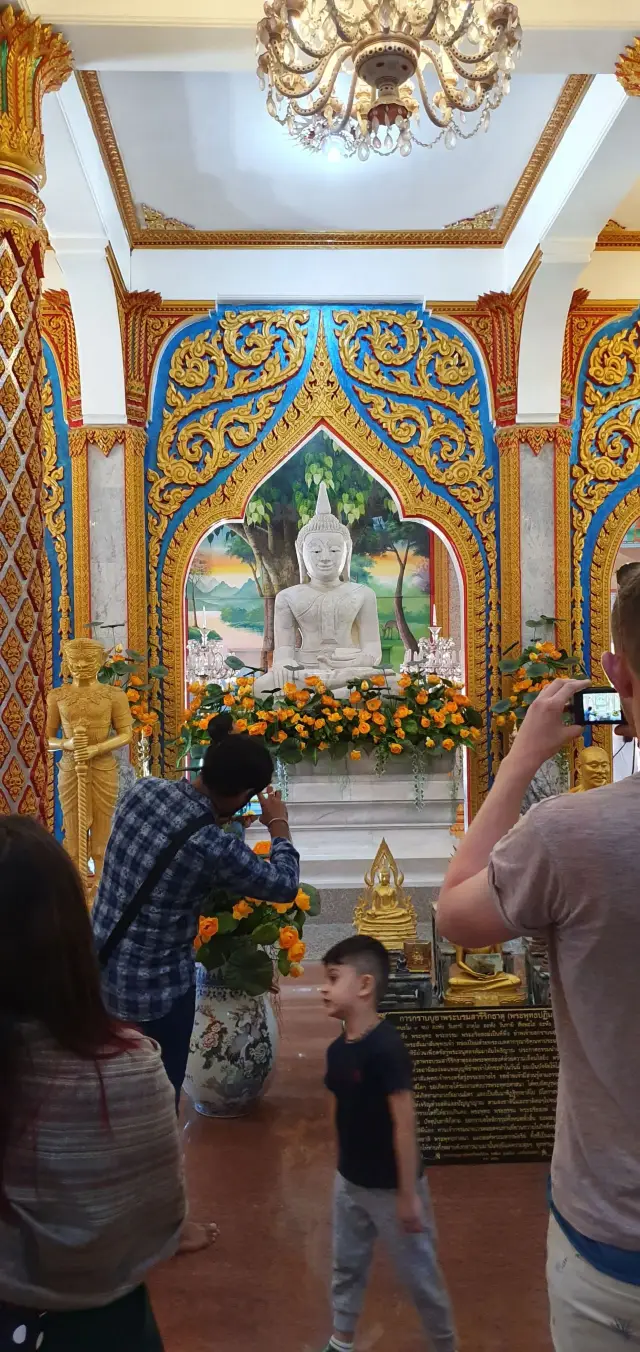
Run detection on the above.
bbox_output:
[302,883,321,917]
[110,659,134,676]
[149,664,169,679]
[215,912,239,935]
[329,742,347,761]
[225,655,245,671]
[125,650,145,663]
[224,948,274,996]
[522,690,539,705]
[277,949,292,978]
[250,922,280,946]
[492,699,512,715]
[523,662,549,678]
[499,657,522,674]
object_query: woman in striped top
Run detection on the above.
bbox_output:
[0,817,185,1352]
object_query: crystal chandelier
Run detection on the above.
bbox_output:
[257,0,522,159]
[402,627,463,684]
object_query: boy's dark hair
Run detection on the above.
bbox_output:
[323,935,390,1002]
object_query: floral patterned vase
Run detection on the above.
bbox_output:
[184,967,279,1118]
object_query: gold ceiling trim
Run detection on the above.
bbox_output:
[595,218,640,251]
[78,71,591,251]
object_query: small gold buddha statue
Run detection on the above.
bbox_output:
[445,945,524,1007]
[47,638,133,893]
[354,839,418,951]
[570,745,612,793]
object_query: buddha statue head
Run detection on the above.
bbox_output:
[296,483,352,585]
[576,745,612,791]
[63,637,106,683]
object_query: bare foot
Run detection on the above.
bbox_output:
[176,1220,219,1255]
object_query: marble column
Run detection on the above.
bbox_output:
[519,440,556,638]
[0,8,71,817]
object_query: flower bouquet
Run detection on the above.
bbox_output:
[492,617,586,733]
[193,840,321,995]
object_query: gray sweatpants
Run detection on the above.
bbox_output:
[332,1173,457,1351]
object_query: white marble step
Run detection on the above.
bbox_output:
[285,800,455,827]
[281,772,455,804]
[290,826,455,888]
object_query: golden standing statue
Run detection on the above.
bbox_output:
[354,839,417,951]
[47,639,133,893]
[571,745,612,793]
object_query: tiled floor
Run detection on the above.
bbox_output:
[149,967,553,1352]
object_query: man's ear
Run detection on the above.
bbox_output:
[602,650,633,699]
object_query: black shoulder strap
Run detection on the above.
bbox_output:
[98,811,213,968]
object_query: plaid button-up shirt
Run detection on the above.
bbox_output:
[92,778,300,1023]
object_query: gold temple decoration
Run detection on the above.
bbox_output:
[616,37,640,97]
[153,314,498,816]
[0,7,72,818]
[354,839,417,951]
[257,0,522,159]
[571,745,612,794]
[450,802,465,837]
[46,639,133,898]
[139,203,195,232]
[444,206,503,231]
[78,68,590,248]
[445,945,524,1007]
[41,378,71,671]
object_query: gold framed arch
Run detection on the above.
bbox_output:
[589,487,640,678]
[157,327,497,816]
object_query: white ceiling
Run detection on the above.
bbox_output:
[99,70,567,234]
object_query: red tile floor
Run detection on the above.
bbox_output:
[150,967,553,1352]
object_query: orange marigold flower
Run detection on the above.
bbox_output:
[283,682,298,699]
[366,697,382,712]
[327,711,341,723]
[442,737,455,751]
[343,707,357,721]
[197,717,211,731]
[335,724,344,733]
[371,674,386,687]
[199,916,219,941]
[416,690,428,705]
[234,718,248,733]
[223,693,236,707]
[314,718,326,729]
[232,901,253,920]
[421,716,431,728]
[126,689,138,704]
[372,712,386,727]
[272,900,295,914]
[349,690,362,704]
[360,680,370,691]
[460,728,470,738]
[398,674,412,690]
[318,740,329,751]
[296,890,311,911]
[249,721,267,736]
[425,737,435,748]
[350,750,361,761]
[253,841,271,856]
[287,940,306,964]
[142,723,154,737]
[454,692,468,706]
[274,729,288,743]
[241,697,255,711]
[450,713,464,725]
[396,705,411,719]
[496,715,506,727]
[389,742,403,755]
[470,727,482,741]
[193,935,203,952]
[279,925,299,950]
[444,701,458,713]
[428,675,441,686]
[289,963,304,979]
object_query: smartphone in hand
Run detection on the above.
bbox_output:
[573,687,623,727]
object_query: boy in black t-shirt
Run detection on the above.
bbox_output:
[319,936,456,1352]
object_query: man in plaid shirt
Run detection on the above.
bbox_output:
[93,730,299,1107]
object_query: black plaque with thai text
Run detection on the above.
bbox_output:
[387,1008,558,1166]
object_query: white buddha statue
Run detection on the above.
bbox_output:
[254,485,383,695]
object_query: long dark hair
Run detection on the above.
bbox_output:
[0,816,130,1187]
[201,711,274,798]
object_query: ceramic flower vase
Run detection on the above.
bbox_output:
[184,967,279,1118]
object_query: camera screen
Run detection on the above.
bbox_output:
[581,691,622,725]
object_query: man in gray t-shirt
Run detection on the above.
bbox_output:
[438,566,640,1352]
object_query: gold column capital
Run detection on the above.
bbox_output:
[0,5,73,230]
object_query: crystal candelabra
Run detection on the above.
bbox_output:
[186,631,234,685]
[402,626,463,684]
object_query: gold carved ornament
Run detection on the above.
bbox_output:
[0,7,72,233]
[155,318,494,817]
[41,377,71,668]
[571,321,640,658]
[616,38,640,97]
[147,309,309,703]
[41,289,82,427]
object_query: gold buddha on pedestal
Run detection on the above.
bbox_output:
[444,945,524,1007]
[353,839,417,951]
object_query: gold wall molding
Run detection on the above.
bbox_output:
[590,489,640,680]
[432,535,450,636]
[152,317,499,817]
[41,287,82,425]
[69,424,147,459]
[594,218,640,252]
[41,377,71,668]
[78,72,591,250]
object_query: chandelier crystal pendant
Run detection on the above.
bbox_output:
[257,0,522,159]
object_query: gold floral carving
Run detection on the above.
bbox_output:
[139,204,195,232]
[495,427,521,658]
[79,72,590,250]
[41,289,82,425]
[147,309,309,696]
[432,535,450,636]
[69,425,147,459]
[0,8,72,232]
[616,37,640,97]
[155,320,497,817]
[41,377,71,670]
[443,206,503,231]
[590,489,640,681]
[571,320,640,657]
